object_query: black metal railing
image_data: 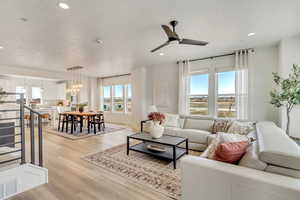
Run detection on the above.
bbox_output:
[0,92,43,167]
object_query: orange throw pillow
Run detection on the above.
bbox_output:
[213,141,249,164]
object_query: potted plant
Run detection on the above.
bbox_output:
[270,64,300,136]
[148,112,165,139]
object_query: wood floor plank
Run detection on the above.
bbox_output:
[9,127,173,200]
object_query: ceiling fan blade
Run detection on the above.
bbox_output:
[151,41,170,52]
[179,38,208,46]
[161,25,178,39]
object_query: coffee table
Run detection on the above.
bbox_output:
[127,133,188,169]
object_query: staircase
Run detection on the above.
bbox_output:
[0,92,48,199]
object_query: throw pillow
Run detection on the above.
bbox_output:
[162,113,180,128]
[227,121,254,135]
[213,141,249,164]
[210,119,231,134]
[206,132,249,159]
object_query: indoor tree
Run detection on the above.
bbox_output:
[270,64,300,135]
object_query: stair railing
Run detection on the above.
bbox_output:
[0,92,43,167]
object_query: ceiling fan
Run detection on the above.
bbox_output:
[151,20,208,53]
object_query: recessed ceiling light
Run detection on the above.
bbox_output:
[0,46,4,50]
[58,2,70,9]
[159,53,164,56]
[96,39,103,44]
[247,32,255,37]
[20,18,28,22]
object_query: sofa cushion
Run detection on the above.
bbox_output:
[265,165,300,179]
[239,138,267,171]
[163,113,180,128]
[184,118,214,131]
[257,121,300,171]
[163,127,183,137]
[179,129,211,144]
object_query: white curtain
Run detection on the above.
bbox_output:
[98,78,104,111]
[178,60,190,115]
[235,49,250,120]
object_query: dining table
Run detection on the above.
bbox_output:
[61,111,103,134]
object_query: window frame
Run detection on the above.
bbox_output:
[188,71,210,117]
[187,66,237,119]
[112,85,125,113]
[31,87,43,104]
[216,70,237,119]
[102,84,132,114]
[103,86,112,112]
[125,84,132,113]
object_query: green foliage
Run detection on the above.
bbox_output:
[270,65,300,111]
[270,64,300,135]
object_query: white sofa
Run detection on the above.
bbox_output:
[163,116,215,151]
[143,115,252,151]
[181,121,300,200]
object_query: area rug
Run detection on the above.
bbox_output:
[83,144,200,199]
[45,124,127,140]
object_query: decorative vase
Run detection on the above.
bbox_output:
[79,107,84,113]
[150,121,164,139]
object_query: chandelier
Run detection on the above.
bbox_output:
[66,66,84,95]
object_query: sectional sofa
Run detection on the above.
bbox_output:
[142,116,300,199]
[181,121,300,200]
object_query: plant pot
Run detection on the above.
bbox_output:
[79,107,84,113]
[149,121,164,139]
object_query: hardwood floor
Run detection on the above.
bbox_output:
[9,126,172,200]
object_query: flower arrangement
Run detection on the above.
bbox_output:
[148,112,165,124]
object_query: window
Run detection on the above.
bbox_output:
[189,74,209,115]
[31,87,42,104]
[103,86,111,111]
[16,86,27,101]
[217,71,236,118]
[126,84,132,112]
[186,69,237,118]
[113,85,124,112]
[102,84,132,113]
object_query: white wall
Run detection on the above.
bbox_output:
[249,45,279,123]
[131,67,148,129]
[278,35,300,138]
[147,63,179,114]
[146,45,279,124]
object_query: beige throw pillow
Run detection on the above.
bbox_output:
[162,113,180,128]
[227,121,254,135]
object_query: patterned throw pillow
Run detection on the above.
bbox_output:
[210,119,231,134]
[227,121,254,135]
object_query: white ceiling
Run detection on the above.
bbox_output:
[0,0,300,77]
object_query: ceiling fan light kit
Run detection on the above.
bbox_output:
[151,20,208,53]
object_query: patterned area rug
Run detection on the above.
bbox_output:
[46,124,127,140]
[83,144,200,199]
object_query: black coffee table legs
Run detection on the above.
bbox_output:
[173,146,176,169]
[127,136,129,155]
[127,136,189,169]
